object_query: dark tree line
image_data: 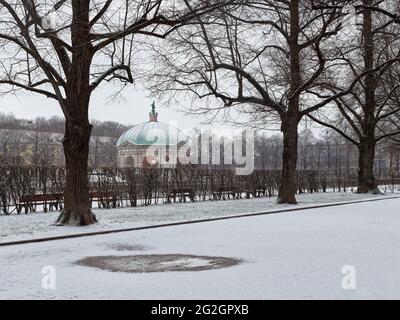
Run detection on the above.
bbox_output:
[2,165,400,215]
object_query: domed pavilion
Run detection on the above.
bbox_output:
[116,102,186,168]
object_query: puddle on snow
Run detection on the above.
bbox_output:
[76,254,242,273]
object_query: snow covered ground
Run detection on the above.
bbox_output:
[0,191,399,243]
[1,197,400,299]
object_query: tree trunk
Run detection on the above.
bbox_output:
[357,139,379,193]
[55,0,96,225]
[277,0,300,205]
[55,118,97,225]
[278,116,299,204]
[357,1,379,195]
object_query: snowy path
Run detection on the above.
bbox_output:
[1,197,400,299]
[0,191,398,243]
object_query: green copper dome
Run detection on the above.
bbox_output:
[116,103,186,147]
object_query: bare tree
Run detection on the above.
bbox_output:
[308,0,400,193]
[0,0,231,225]
[148,0,350,204]
[312,0,400,24]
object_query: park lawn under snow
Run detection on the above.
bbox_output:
[0,191,399,244]
[1,197,400,299]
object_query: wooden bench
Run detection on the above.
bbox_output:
[245,186,268,199]
[19,191,118,213]
[211,188,239,200]
[167,188,195,203]
[19,193,63,214]
[90,191,117,208]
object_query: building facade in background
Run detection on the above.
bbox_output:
[0,129,117,167]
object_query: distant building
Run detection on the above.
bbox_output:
[116,102,186,168]
[0,129,65,166]
[0,129,117,167]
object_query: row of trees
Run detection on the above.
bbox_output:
[3,165,400,215]
[256,130,400,177]
[1,1,400,225]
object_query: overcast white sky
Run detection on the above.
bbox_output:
[0,83,220,131]
[0,84,316,138]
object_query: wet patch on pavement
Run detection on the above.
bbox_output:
[76,254,243,273]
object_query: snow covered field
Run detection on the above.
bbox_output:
[1,197,400,299]
[0,191,399,243]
